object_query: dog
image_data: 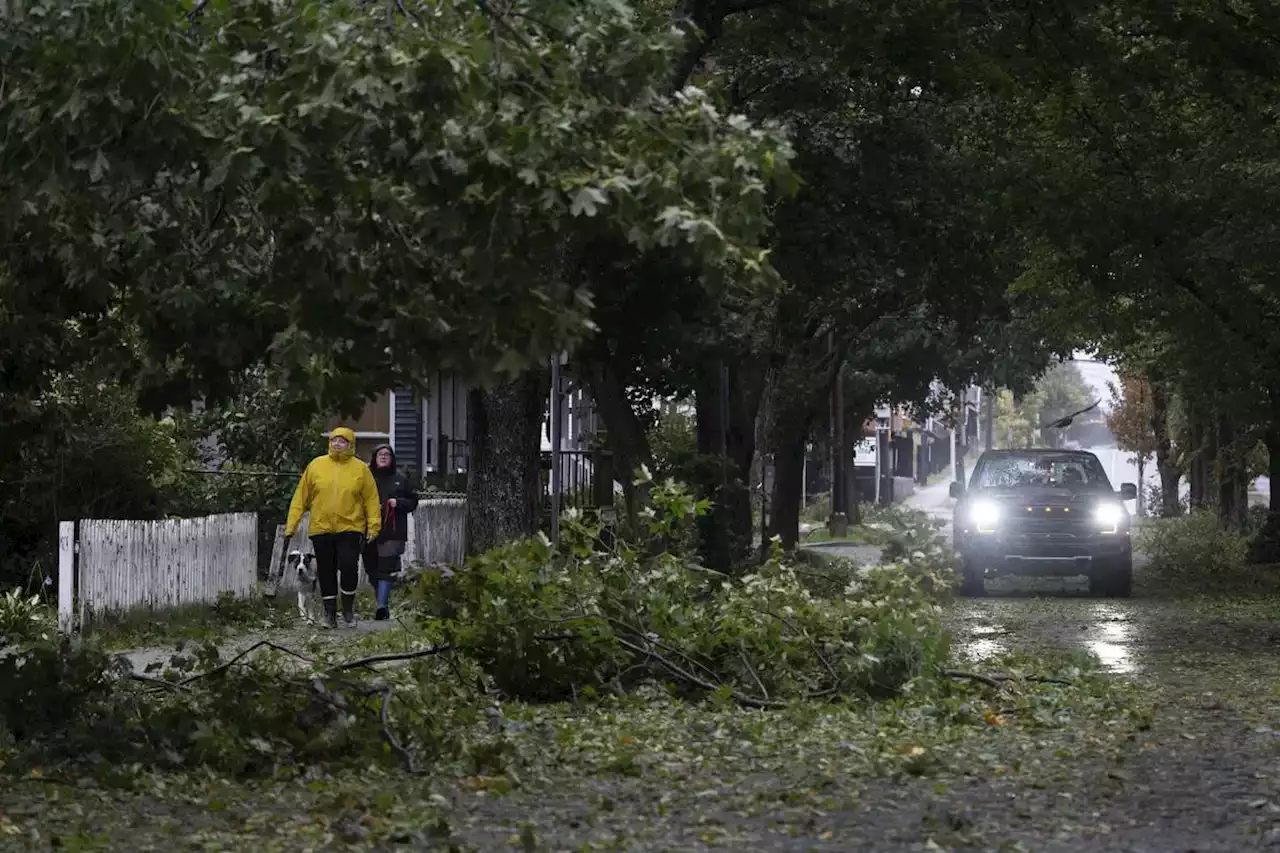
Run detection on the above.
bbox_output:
[290,550,320,624]
[266,548,321,624]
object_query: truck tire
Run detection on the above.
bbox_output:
[1089,556,1133,598]
[959,558,987,597]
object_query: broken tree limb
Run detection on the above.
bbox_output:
[944,669,1072,687]
[328,645,458,672]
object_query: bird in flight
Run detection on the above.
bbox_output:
[1044,399,1101,430]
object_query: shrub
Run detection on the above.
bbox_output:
[0,370,190,591]
[1134,510,1274,595]
[1144,481,1187,518]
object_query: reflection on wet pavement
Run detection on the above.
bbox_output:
[951,595,1140,675]
[1084,604,1135,673]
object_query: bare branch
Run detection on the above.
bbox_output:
[614,635,785,709]
[379,686,423,774]
[177,640,314,685]
[328,644,458,672]
[944,669,1072,687]
[737,637,769,700]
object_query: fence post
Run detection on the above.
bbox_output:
[58,521,75,633]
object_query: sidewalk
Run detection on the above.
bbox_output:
[904,466,956,525]
[118,617,400,675]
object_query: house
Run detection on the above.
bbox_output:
[322,373,473,481]
[325,369,609,507]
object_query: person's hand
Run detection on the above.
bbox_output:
[284,529,295,539]
[387,498,397,509]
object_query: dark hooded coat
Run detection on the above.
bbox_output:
[368,444,419,545]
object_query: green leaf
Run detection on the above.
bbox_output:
[570,187,608,218]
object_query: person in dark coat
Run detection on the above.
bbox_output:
[363,444,419,620]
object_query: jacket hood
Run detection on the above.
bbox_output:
[370,443,396,473]
[328,426,357,461]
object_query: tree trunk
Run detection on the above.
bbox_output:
[767,428,807,549]
[1250,388,1280,561]
[1268,393,1280,519]
[580,359,653,535]
[1149,377,1181,517]
[694,359,763,572]
[1136,456,1146,517]
[465,370,547,555]
[1188,403,1214,510]
[1216,410,1245,529]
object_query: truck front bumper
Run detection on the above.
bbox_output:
[958,534,1131,577]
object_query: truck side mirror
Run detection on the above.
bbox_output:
[1119,483,1138,501]
[949,481,964,499]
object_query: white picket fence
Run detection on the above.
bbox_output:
[58,513,258,631]
[263,499,467,593]
[409,498,467,567]
[56,500,468,632]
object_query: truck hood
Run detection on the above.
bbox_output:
[972,487,1115,507]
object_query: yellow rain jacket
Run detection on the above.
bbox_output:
[285,427,383,539]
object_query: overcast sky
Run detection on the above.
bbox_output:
[1071,351,1119,412]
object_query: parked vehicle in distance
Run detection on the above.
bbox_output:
[950,449,1137,597]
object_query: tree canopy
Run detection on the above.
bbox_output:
[0,0,793,418]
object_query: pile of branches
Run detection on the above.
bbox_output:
[414,482,961,708]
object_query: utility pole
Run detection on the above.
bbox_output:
[828,333,848,537]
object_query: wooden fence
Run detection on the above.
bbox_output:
[263,499,467,593]
[408,497,467,567]
[59,513,258,630]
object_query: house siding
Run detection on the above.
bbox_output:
[393,388,422,478]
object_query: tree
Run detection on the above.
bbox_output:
[0,0,797,556]
[990,362,1095,451]
[969,0,1280,530]
[995,389,1037,450]
[1107,372,1157,516]
[599,0,1072,556]
[1028,362,1096,448]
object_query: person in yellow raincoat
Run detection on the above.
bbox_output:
[285,427,382,628]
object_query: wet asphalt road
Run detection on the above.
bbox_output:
[813,533,1148,674]
[808,494,1162,678]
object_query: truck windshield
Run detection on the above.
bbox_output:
[973,453,1110,490]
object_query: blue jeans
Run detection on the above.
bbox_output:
[376,579,393,609]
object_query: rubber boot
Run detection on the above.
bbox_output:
[341,593,357,627]
[375,580,392,621]
[322,598,338,629]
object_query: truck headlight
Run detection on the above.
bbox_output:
[1094,502,1125,534]
[969,499,1001,533]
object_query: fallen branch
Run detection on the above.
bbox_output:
[944,669,1072,688]
[379,686,422,774]
[180,640,314,686]
[328,645,458,672]
[738,638,770,701]
[754,606,842,690]
[394,0,423,23]
[604,616,723,686]
[615,635,784,710]
[127,672,188,692]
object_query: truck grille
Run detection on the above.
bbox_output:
[1004,506,1093,537]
